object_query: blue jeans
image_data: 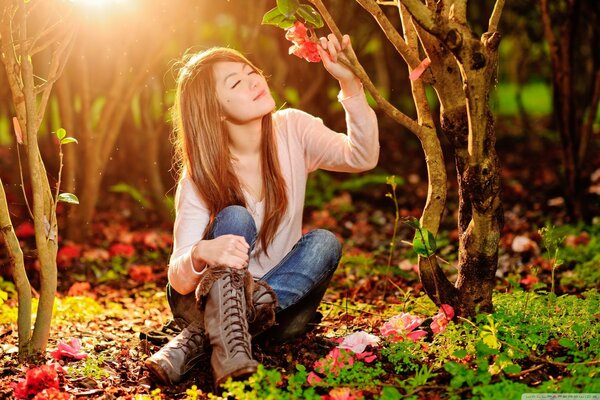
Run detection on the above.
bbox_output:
[168,206,341,340]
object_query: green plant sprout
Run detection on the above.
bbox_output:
[538,224,565,295]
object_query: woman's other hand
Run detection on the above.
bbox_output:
[317,34,362,97]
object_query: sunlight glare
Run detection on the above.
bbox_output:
[70,0,135,10]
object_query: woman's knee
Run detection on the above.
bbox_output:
[212,205,257,244]
[306,229,342,264]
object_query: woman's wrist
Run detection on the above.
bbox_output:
[338,77,362,99]
[191,242,208,274]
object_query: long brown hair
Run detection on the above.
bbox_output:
[172,48,288,255]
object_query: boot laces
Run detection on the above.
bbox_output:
[172,322,205,356]
[222,272,252,358]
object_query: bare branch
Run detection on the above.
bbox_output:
[355,0,426,73]
[488,0,505,33]
[398,0,437,33]
[399,3,433,127]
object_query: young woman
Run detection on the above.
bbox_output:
[145,33,379,389]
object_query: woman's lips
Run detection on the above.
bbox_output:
[253,90,266,101]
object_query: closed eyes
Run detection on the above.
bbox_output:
[230,71,257,89]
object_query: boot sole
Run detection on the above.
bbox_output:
[215,365,257,389]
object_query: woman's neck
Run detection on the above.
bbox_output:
[226,118,262,157]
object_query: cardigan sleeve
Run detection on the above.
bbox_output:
[288,91,379,173]
[167,176,211,295]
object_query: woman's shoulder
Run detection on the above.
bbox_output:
[273,107,320,132]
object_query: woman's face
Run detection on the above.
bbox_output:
[213,61,275,124]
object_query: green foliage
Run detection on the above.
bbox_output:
[262,0,323,29]
[381,339,425,373]
[67,356,110,380]
[209,364,320,400]
[305,170,393,209]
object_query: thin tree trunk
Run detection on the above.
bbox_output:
[0,179,31,357]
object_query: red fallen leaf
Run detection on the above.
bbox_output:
[520,274,538,286]
[15,222,35,238]
[12,364,60,399]
[67,282,91,297]
[109,243,135,258]
[32,388,71,400]
[409,57,431,81]
[128,265,155,283]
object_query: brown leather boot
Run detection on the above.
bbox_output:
[199,267,257,388]
[143,320,208,385]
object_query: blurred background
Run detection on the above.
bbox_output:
[0,0,599,262]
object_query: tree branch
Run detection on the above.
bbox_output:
[488,0,505,33]
[398,0,437,33]
[355,0,429,75]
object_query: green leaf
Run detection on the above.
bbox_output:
[402,216,421,230]
[453,349,468,359]
[60,137,78,145]
[56,128,66,141]
[277,0,300,18]
[296,4,323,28]
[262,7,296,28]
[413,228,437,257]
[58,193,79,205]
[503,363,522,375]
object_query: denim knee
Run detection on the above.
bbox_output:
[305,229,342,268]
[211,205,257,247]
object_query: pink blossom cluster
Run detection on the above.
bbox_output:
[380,304,455,341]
[285,21,321,63]
[306,330,380,399]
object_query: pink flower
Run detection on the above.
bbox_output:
[13,364,60,399]
[338,331,380,354]
[430,304,455,334]
[355,351,377,363]
[380,312,426,342]
[50,338,87,361]
[285,21,308,44]
[285,21,321,63]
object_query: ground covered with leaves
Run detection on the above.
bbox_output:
[1,134,600,399]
